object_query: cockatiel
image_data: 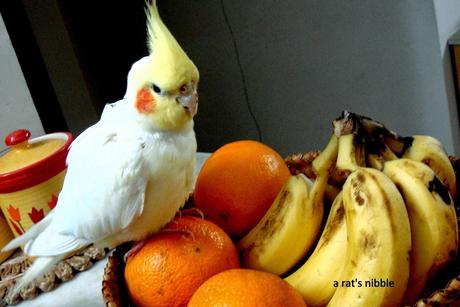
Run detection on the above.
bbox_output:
[2,0,199,298]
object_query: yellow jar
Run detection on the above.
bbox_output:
[0,129,73,259]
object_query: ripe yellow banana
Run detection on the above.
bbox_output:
[328,168,411,307]
[382,159,458,305]
[402,135,456,199]
[237,174,311,275]
[237,135,338,275]
[336,134,364,174]
[285,192,347,307]
[333,112,365,175]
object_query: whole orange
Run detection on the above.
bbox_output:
[194,140,290,238]
[124,216,240,307]
[188,268,307,307]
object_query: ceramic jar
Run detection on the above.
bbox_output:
[0,129,73,247]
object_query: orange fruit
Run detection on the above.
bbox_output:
[124,216,240,307]
[194,140,290,238]
[188,268,307,307]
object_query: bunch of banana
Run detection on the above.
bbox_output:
[237,134,338,275]
[236,110,458,306]
[283,111,458,306]
[284,192,348,306]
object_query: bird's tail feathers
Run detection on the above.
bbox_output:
[6,256,63,300]
[2,214,53,252]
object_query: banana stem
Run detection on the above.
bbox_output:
[333,111,413,171]
[333,111,365,173]
[312,134,338,176]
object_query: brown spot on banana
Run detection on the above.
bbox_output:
[356,172,366,184]
[242,187,296,256]
[316,200,345,251]
[354,192,365,206]
[369,172,393,213]
[259,190,291,237]
[360,229,378,257]
[356,170,399,236]
[351,259,357,267]
[427,176,451,205]
[350,175,366,205]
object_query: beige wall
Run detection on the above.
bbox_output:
[0,13,44,152]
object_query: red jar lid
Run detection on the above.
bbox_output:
[0,129,73,193]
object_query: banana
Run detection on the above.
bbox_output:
[366,143,398,171]
[237,174,311,275]
[343,112,455,199]
[357,112,456,198]
[285,192,347,307]
[333,111,365,175]
[327,168,411,307]
[402,135,457,199]
[336,134,364,174]
[237,135,338,275]
[382,159,458,305]
[312,135,339,175]
[350,110,456,200]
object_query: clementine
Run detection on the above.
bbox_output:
[188,268,307,307]
[124,216,240,307]
[194,140,290,238]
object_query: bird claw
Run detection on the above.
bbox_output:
[159,228,195,241]
[123,240,146,262]
[177,207,204,219]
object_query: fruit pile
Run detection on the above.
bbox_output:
[118,111,459,307]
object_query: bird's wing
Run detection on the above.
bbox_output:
[26,122,149,256]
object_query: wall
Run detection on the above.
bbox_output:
[21,0,98,135]
[2,1,459,157]
[433,0,460,155]
[0,13,43,152]
[164,0,457,156]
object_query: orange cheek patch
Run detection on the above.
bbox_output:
[135,88,156,114]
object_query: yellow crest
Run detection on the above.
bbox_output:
[144,1,199,90]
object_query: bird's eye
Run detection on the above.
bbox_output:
[152,84,161,94]
[179,84,187,94]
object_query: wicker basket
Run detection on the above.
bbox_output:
[102,153,460,307]
[0,245,107,305]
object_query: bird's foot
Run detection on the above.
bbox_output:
[177,207,204,219]
[159,228,195,241]
[123,240,146,262]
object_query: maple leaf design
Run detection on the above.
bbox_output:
[7,205,20,222]
[28,207,45,224]
[9,218,23,235]
[48,194,58,210]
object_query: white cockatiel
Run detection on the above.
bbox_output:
[2,0,199,297]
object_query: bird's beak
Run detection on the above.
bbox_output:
[177,92,198,117]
